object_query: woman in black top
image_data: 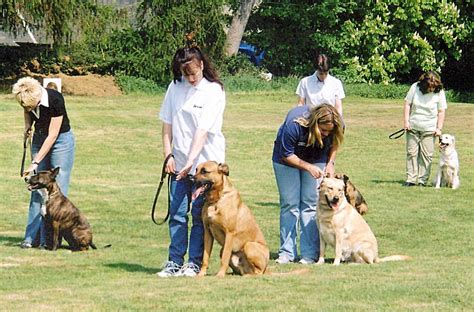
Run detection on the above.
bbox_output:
[12,77,75,249]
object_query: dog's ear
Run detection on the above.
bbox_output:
[342,174,350,184]
[51,167,60,178]
[218,163,229,176]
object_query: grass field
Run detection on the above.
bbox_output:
[0,91,473,311]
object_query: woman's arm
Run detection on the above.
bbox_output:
[325,146,338,177]
[335,98,343,116]
[435,109,445,136]
[403,100,412,130]
[297,96,305,106]
[23,111,33,138]
[283,154,324,179]
[162,122,175,174]
[24,116,62,175]
[176,128,208,180]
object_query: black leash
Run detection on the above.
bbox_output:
[151,154,174,225]
[388,128,406,140]
[20,128,33,177]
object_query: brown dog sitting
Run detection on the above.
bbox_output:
[192,161,269,277]
[25,167,96,251]
[317,177,410,265]
[334,173,368,215]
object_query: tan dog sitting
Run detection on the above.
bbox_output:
[316,177,410,265]
[334,173,368,215]
[192,161,269,277]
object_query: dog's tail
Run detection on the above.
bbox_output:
[376,255,411,263]
[90,242,97,249]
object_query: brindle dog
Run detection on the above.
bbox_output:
[334,173,368,215]
[25,167,96,251]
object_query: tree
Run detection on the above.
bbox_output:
[1,0,94,49]
[225,0,257,56]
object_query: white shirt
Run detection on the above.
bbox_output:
[405,82,447,131]
[295,72,345,107]
[159,77,226,173]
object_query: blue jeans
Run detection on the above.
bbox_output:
[273,161,323,261]
[167,175,205,266]
[23,130,75,246]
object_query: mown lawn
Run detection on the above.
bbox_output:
[0,91,472,311]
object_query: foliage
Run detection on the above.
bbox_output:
[1,0,96,50]
[246,0,470,85]
[106,0,227,84]
[1,93,473,310]
[115,72,165,95]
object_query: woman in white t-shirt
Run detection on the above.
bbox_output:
[403,71,446,186]
[296,54,345,116]
[157,46,226,277]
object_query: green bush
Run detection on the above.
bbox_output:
[115,73,165,95]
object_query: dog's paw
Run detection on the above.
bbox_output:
[316,258,325,265]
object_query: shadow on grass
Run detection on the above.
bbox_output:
[105,262,159,274]
[0,236,22,247]
[371,179,406,185]
[255,201,278,208]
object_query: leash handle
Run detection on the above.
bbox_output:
[20,127,33,177]
[151,154,174,225]
[389,128,406,140]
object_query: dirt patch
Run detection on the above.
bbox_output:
[1,73,123,96]
[56,73,122,96]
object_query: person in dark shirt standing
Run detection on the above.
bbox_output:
[272,104,344,264]
[12,77,75,249]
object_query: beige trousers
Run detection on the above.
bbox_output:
[406,130,435,185]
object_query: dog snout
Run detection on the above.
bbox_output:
[188,175,196,184]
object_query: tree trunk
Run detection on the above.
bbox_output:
[225,0,257,56]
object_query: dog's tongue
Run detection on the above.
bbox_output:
[192,185,207,201]
[331,200,340,211]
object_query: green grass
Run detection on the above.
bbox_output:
[0,91,473,311]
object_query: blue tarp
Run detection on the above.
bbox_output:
[238,42,265,66]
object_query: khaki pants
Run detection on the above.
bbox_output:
[406,130,435,185]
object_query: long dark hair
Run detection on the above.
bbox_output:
[417,70,443,94]
[172,46,223,89]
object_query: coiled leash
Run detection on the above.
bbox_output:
[388,128,406,140]
[151,154,174,225]
[20,127,33,177]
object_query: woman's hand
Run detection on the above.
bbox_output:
[307,164,324,179]
[176,160,193,180]
[434,128,442,136]
[165,156,176,175]
[324,161,335,178]
[404,120,411,131]
[23,163,38,177]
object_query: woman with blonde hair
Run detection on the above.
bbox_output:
[272,104,344,264]
[403,71,446,186]
[12,77,75,248]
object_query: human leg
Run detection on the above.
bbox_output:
[417,131,435,185]
[22,134,49,247]
[273,162,300,262]
[167,176,191,266]
[188,191,204,267]
[49,130,75,196]
[299,163,322,262]
[406,130,420,184]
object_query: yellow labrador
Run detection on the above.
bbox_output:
[316,177,410,265]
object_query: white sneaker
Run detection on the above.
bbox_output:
[275,256,292,264]
[298,258,315,265]
[175,262,200,277]
[156,261,181,278]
